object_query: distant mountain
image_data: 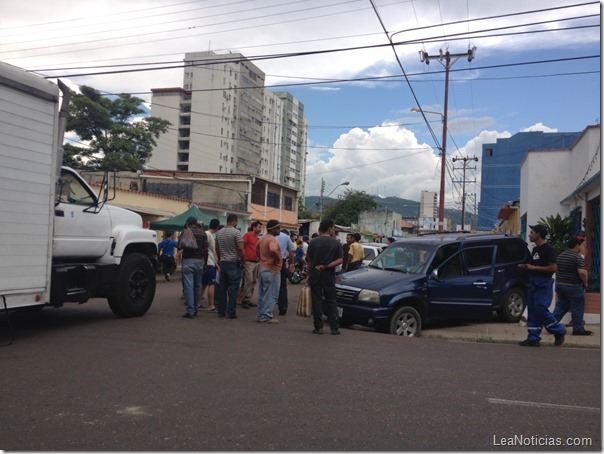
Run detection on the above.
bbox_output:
[304,195,469,227]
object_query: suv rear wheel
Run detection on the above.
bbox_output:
[389,306,422,337]
[498,287,526,322]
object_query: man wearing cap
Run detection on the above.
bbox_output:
[255,220,282,324]
[518,224,566,347]
[178,217,208,319]
[553,237,592,336]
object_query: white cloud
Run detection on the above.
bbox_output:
[306,124,441,200]
[522,122,558,133]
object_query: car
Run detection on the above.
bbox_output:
[360,242,388,267]
[335,233,530,337]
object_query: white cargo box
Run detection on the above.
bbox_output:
[0,62,60,307]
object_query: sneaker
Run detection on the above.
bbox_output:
[227,314,238,319]
[572,330,593,336]
[554,333,565,346]
[241,303,250,309]
[182,313,195,319]
[519,339,540,347]
[258,318,279,324]
[312,328,323,335]
[165,273,170,282]
[331,329,341,335]
[248,302,257,307]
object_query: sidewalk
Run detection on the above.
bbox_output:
[422,321,600,348]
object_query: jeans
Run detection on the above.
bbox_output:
[257,268,281,321]
[278,259,289,314]
[182,258,203,315]
[526,276,566,341]
[217,261,242,317]
[310,270,339,332]
[553,284,586,332]
[161,255,176,275]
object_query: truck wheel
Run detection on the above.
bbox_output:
[389,306,422,337]
[498,287,526,323]
[108,253,156,317]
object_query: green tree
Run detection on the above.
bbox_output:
[323,189,378,226]
[538,213,574,254]
[298,199,318,220]
[63,86,170,171]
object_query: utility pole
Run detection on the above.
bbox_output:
[452,156,479,231]
[419,46,476,232]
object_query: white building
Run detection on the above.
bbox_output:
[148,51,308,194]
[519,125,600,238]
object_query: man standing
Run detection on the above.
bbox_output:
[347,233,364,271]
[306,219,343,335]
[178,217,208,319]
[238,221,262,309]
[553,237,592,336]
[200,218,219,312]
[215,213,244,319]
[276,228,295,316]
[518,224,566,347]
[158,231,178,281]
[255,220,282,324]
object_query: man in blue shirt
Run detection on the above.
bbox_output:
[158,231,178,281]
[276,228,295,315]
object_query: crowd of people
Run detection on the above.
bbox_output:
[157,215,341,334]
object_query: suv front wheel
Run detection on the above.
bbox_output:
[389,306,422,337]
[498,287,526,323]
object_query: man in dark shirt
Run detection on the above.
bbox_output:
[553,237,592,336]
[178,217,208,319]
[306,219,343,335]
[518,224,566,347]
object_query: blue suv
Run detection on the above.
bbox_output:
[335,233,530,336]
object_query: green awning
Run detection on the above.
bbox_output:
[149,205,213,231]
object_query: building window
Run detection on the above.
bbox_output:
[267,192,280,208]
[485,148,493,157]
[284,196,293,211]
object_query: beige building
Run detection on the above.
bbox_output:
[148,51,308,197]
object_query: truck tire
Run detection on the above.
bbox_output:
[389,306,422,337]
[107,253,156,317]
[498,287,526,323]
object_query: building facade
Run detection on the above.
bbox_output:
[477,131,581,230]
[519,125,600,280]
[148,51,308,197]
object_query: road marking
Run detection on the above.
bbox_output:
[488,398,600,413]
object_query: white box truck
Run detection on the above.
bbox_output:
[0,61,157,317]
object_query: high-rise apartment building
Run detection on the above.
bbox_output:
[148,51,308,194]
[419,190,438,218]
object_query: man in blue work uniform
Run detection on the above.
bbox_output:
[518,224,566,347]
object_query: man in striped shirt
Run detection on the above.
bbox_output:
[553,237,592,336]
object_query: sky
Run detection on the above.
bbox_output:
[2,0,600,213]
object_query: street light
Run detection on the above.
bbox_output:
[319,178,349,221]
[411,106,447,232]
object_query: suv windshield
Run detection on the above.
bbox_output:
[368,243,435,274]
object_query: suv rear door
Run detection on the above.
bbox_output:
[428,245,497,321]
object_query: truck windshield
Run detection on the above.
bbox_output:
[369,243,435,274]
[56,170,96,205]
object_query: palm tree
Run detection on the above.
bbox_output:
[538,214,574,254]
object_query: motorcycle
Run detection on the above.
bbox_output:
[288,261,307,284]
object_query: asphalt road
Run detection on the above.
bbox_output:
[0,276,600,450]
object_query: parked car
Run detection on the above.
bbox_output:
[361,242,388,267]
[335,233,530,337]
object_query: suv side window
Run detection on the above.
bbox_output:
[464,246,495,276]
[439,254,464,279]
[495,239,527,263]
